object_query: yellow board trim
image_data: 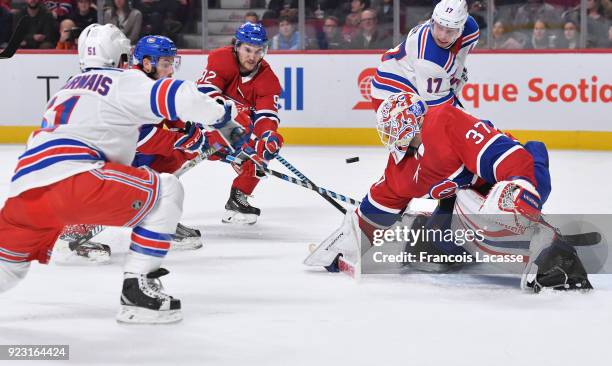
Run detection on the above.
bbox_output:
[1,126,611,150]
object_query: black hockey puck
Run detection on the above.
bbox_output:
[345,157,359,164]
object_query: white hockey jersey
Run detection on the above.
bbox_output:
[9,67,224,198]
[371,16,479,107]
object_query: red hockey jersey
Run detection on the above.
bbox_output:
[196,46,281,137]
[360,105,536,228]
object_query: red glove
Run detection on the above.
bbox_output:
[254,130,284,161]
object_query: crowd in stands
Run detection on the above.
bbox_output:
[0,0,610,51]
[0,0,190,49]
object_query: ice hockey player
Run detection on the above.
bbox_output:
[0,24,246,323]
[55,35,206,262]
[305,92,593,292]
[370,0,479,109]
[196,22,283,225]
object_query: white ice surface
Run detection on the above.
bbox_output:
[0,146,611,366]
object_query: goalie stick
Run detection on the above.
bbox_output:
[275,155,347,214]
[0,17,29,59]
[538,216,602,247]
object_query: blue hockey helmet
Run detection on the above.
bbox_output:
[132,35,180,69]
[235,22,268,47]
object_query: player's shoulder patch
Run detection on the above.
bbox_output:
[417,24,456,74]
[460,16,480,49]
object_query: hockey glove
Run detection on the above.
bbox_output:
[254,130,284,161]
[173,121,204,152]
[208,101,249,153]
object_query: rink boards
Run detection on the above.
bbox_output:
[0,50,610,149]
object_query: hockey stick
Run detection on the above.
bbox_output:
[174,143,224,177]
[0,17,29,59]
[224,155,362,207]
[538,217,602,247]
[69,144,222,247]
[275,155,347,214]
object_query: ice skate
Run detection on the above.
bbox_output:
[222,187,260,225]
[116,268,182,324]
[54,225,110,264]
[170,223,203,250]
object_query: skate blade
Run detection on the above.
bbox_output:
[170,237,204,251]
[222,210,257,225]
[116,305,183,324]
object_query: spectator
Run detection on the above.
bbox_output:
[490,20,523,49]
[267,0,298,19]
[585,0,610,47]
[244,10,259,24]
[309,15,348,49]
[69,0,97,31]
[349,8,392,49]
[607,24,612,47]
[271,16,299,49]
[56,18,77,49]
[564,0,610,47]
[15,0,57,49]
[133,0,187,40]
[513,0,561,34]
[342,0,369,42]
[0,2,12,48]
[557,20,579,49]
[44,0,73,21]
[104,0,142,44]
[469,0,487,32]
[375,0,394,35]
[526,19,555,49]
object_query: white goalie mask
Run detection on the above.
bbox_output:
[78,24,131,71]
[376,92,428,160]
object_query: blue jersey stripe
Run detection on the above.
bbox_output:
[461,37,478,49]
[19,138,100,159]
[359,195,401,227]
[478,136,521,184]
[425,92,455,106]
[197,86,218,94]
[12,154,103,182]
[376,70,418,91]
[371,80,402,94]
[150,80,163,118]
[166,80,184,121]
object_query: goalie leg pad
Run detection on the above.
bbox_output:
[304,210,363,268]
